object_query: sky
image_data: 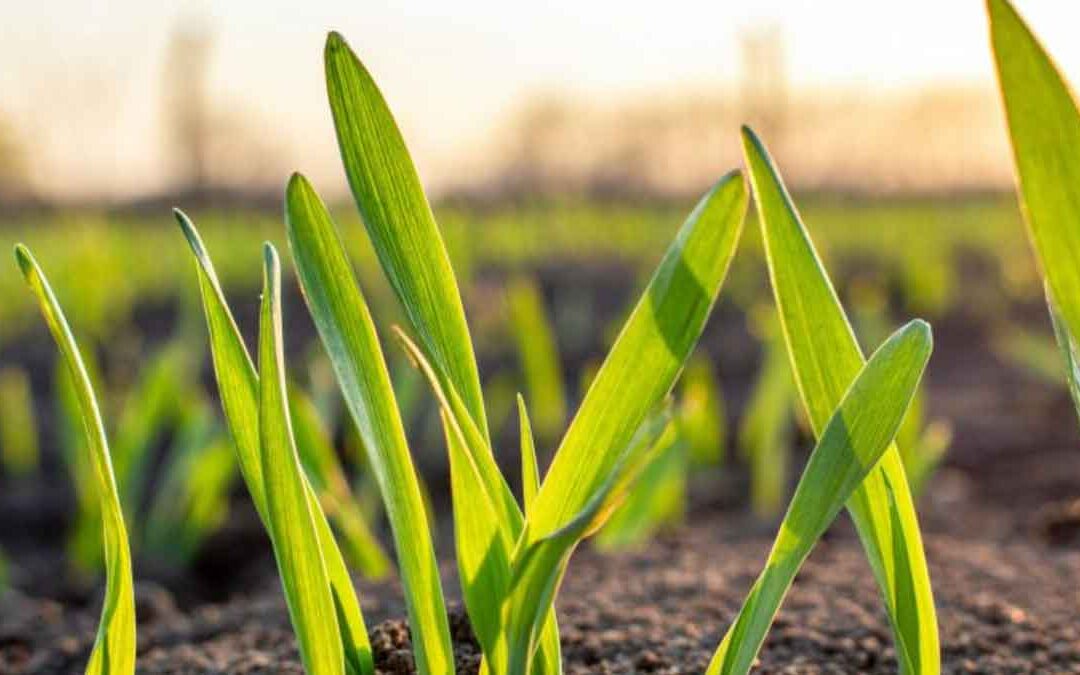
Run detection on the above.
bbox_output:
[2,0,1079,201]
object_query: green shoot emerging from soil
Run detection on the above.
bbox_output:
[988,0,1080,422]
[742,127,940,674]
[174,213,374,675]
[709,319,932,674]
[15,245,136,675]
[169,26,949,675]
[506,277,568,441]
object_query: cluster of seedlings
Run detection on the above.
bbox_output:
[8,0,1078,673]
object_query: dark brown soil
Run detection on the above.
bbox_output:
[2,500,1078,674]
[2,258,1080,673]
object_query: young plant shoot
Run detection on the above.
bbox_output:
[742,127,940,674]
[15,245,136,675]
[988,0,1080,421]
[709,319,932,674]
[175,213,374,675]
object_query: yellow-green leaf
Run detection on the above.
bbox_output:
[708,320,933,675]
[16,245,136,675]
[742,127,939,674]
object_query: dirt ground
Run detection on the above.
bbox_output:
[1,262,1079,673]
[2,500,1078,674]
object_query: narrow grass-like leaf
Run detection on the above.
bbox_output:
[259,244,344,675]
[989,0,1080,372]
[394,328,561,675]
[708,320,933,675]
[174,210,374,675]
[518,395,540,516]
[679,355,725,467]
[503,409,672,675]
[283,176,453,675]
[393,327,518,668]
[325,31,490,443]
[528,171,747,536]
[290,387,392,579]
[15,245,136,675]
[507,278,567,438]
[505,172,747,675]
[742,127,939,674]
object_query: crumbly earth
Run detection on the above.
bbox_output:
[2,505,1077,674]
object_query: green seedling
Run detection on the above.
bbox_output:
[144,398,236,564]
[175,215,374,675]
[0,366,39,476]
[15,245,136,675]
[506,276,568,441]
[172,29,748,675]
[709,319,932,674]
[679,354,727,467]
[989,0,1080,422]
[737,311,795,518]
[743,127,939,674]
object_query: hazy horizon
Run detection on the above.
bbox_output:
[2,0,1079,202]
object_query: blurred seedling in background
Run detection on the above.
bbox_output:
[506,276,568,443]
[849,276,952,498]
[0,366,39,477]
[737,305,796,518]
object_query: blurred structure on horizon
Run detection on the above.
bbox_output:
[161,16,289,203]
[471,82,1009,201]
[0,16,1015,208]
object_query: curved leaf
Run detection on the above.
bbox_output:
[325,31,489,442]
[742,127,939,674]
[708,320,933,675]
[174,211,373,675]
[283,176,453,675]
[259,244,344,675]
[16,245,136,675]
[989,0,1080,361]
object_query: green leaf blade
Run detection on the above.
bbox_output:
[518,395,540,516]
[325,31,489,443]
[708,321,933,675]
[258,244,345,675]
[174,212,374,675]
[285,174,454,675]
[15,245,136,675]
[989,0,1080,361]
[742,127,939,674]
[529,170,748,537]
[504,172,747,675]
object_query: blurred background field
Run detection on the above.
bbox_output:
[1,0,1078,608]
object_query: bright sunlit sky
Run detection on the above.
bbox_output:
[2,0,1079,200]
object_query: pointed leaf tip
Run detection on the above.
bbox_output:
[13,244,31,278]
